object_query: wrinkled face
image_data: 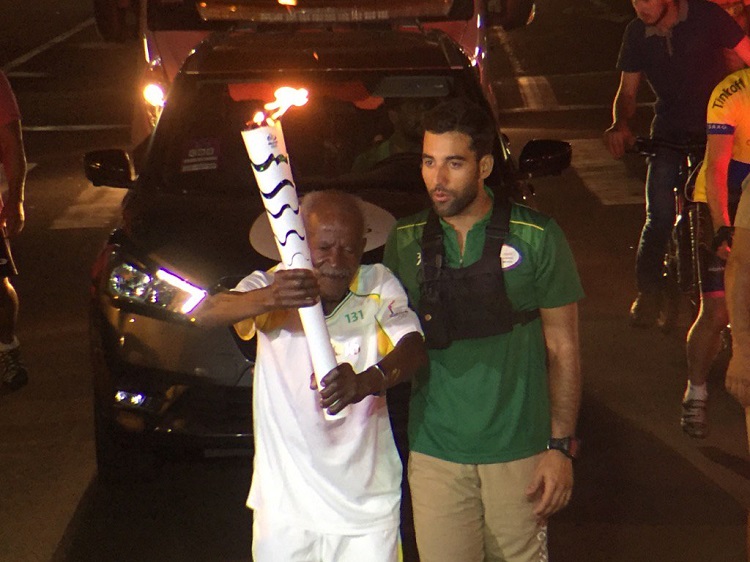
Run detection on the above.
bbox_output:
[306,208,365,306]
[421,131,492,218]
[631,0,671,25]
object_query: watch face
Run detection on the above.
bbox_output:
[548,437,581,459]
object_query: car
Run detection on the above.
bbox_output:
[93,0,537,145]
[85,9,570,484]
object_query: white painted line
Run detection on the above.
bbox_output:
[2,18,95,72]
[50,185,126,230]
[77,42,132,50]
[23,124,129,132]
[498,101,654,114]
[493,29,524,75]
[516,76,559,111]
[568,139,645,206]
[6,72,48,79]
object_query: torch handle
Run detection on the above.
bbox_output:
[298,305,338,379]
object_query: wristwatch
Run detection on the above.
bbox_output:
[547,436,581,460]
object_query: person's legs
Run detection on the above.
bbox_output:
[479,454,548,562]
[681,203,730,438]
[0,275,25,390]
[322,527,400,562]
[408,451,484,562]
[631,147,683,326]
[251,511,317,562]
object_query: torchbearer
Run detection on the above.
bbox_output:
[189,84,428,560]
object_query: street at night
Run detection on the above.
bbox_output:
[0,1,748,561]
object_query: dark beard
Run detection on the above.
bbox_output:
[431,185,479,218]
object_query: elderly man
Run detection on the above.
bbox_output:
[194,189,427,562]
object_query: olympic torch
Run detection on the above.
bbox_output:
[241,87,345,419]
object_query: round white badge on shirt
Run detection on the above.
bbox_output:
[500,244,521,270]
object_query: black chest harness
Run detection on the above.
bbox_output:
[417,199,540,349]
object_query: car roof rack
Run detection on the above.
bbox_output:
[196,0,475,24]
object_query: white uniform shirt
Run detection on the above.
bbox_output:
[233,263,422,534]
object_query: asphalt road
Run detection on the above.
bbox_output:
[0,1,748,561]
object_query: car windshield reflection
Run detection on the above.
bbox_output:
[140,73,471,198]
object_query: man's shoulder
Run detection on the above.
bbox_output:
[392,209,429,234]
[708,68,750,118]
[509,203,554,233]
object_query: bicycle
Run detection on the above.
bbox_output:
[630,136,706,333]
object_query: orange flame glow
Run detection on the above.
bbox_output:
[265,87,309,121]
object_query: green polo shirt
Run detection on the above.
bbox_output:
[383,196,584,463]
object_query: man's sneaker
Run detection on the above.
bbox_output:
[680,399,708,439]
[629,292,661,328]
[0,347,28,391]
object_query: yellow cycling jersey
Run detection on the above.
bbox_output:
[693,68,750,203]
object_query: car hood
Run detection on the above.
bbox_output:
[120,190,273,291]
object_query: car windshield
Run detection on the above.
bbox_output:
[141,70,490,198]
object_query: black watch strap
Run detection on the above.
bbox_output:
[547,436,581,460]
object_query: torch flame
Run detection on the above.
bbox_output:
[265,87,309,121]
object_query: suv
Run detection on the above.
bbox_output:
[86,19,569,480]
[93,0,537,144]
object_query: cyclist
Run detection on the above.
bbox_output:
[603,0,750,328]
[680,67,750,437]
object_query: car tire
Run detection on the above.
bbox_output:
[94,402,162,483]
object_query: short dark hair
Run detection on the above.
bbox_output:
[421,98,496,158]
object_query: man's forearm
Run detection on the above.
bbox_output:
[541,303,582,437]
[612,91,636,130]
[727,236,750,350]
[375,331,427,390]
[192,287,274,328]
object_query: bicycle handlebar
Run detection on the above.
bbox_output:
[628,136,706,158]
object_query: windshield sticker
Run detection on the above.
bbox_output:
[500,244,522,270]
[181,138,220,172]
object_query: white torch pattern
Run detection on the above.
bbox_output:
[242,116,345,419]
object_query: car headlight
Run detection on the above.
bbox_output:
[108,262,207,315]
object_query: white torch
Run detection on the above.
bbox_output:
[241,87,345,419]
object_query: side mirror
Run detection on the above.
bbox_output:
[486,0,536,31]
[84,149,135,188]
[518,139,572,177]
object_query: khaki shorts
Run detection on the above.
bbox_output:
[408,451,548,562]
[252,511,401,562]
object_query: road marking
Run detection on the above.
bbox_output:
[516,76,558,111]
[23,124,129,132]
[493,28,560,110]
[498,101,654,114]
[568,139,645,205]
[2,18,95,72]
[50,185,125,230]
[6,71,48,79]
[493,29,525,75]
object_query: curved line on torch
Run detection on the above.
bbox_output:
[260,179,295,199]
[276,229,306,246]
[284,252,306,268]
[268,202,300,219]
[251,154,289,172]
